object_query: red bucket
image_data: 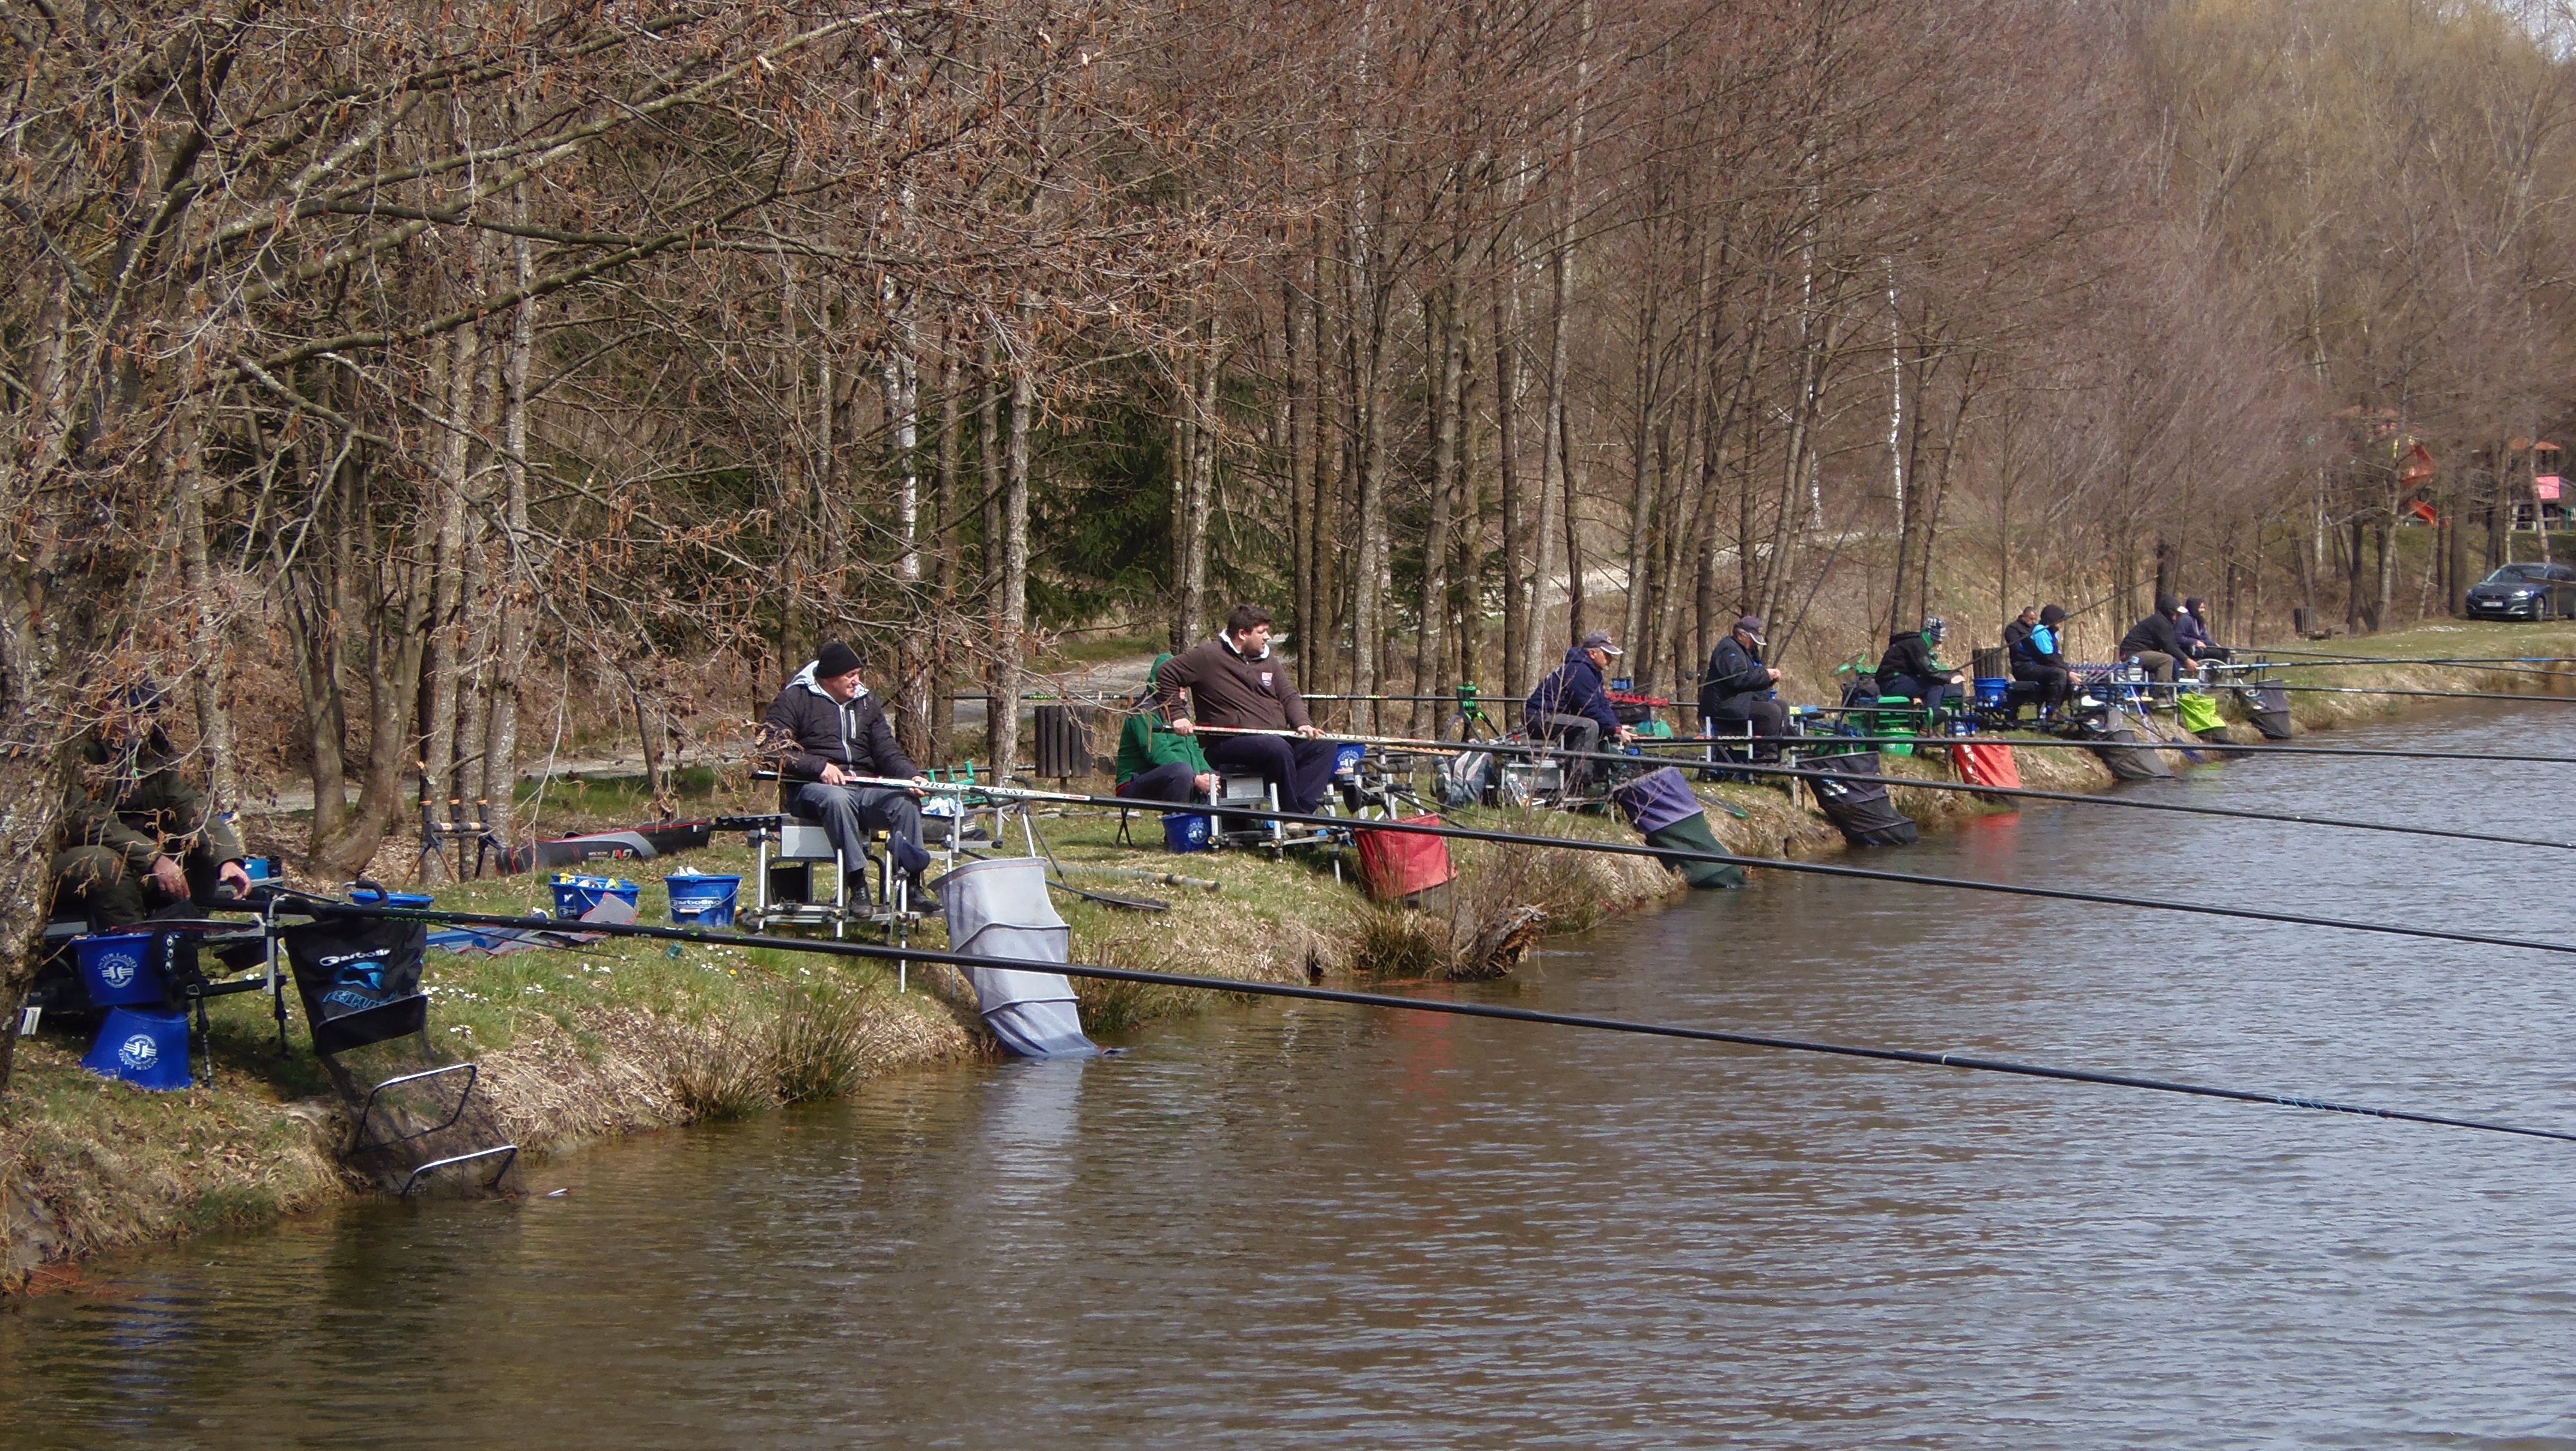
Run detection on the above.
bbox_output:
[1355,815,1457,903]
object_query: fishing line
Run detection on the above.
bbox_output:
[292,899,2576,1147]
[849,773,2576,962]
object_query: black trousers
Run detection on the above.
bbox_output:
[1203,733,1338,813]
[1704,697,1787,760]
[2011,663,2073,709]
[1116,762,1203,804]
[1880,674,1963,707]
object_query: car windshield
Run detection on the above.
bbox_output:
[2482,566,2548,583]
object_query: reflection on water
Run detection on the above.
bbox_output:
[9,703,2576,1448]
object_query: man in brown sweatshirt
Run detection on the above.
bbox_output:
[1155,603,1340,812]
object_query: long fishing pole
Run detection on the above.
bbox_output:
[1382,734,2576,852]
[1642,734,2576,766]
[291,899,2576,1147]
[2252,680,2576,704]
[1189,725,2576,836]
[857,774,2576,961]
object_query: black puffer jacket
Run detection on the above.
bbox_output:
[2118,606,2186,660]
[1699,635,1772,721]
[760,661,917,781]
[1874,631,1945,685]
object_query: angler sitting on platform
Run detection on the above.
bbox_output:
[1157,603,1338,813]
[53,680,253,930]
[1527,630,1638,766]
[759,641,935,900]
[1874,616,1964,705]
[1117,655,1217,805]
[2118,595,2189,683]
[1699,614,1785,759]
[2005,604,2074,715]
[2177,596,2232,665]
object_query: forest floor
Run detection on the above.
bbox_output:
[9,618,2574,1294]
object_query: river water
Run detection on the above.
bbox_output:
[10,703,2576,1447]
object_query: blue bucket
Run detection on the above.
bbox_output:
[1162,813,1212,854]
[1332,742,1367,777]
[82,1007,192,1091]
[1973,677,2010,709]
[666,873,741,927]
[350,887,436,909]
[243,856,281,882]
[551,874,640,919]
[76,931,161,1008]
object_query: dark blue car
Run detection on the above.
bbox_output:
[2464,562,2576,620]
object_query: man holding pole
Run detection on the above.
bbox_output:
[1156,604,1338,813]
[760,641,936,901]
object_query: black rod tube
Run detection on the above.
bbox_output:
[845,775,2576,962]
[294,901,2576,1147]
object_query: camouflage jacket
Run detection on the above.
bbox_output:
[58,733,242,871]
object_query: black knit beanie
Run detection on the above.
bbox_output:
[815,641,862,678]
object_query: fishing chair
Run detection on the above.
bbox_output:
[744,772,911,937]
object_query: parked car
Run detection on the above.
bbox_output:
[2464,562,2576,620]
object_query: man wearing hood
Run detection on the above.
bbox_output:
[1875,616,1963,704]
[2008,604,2074,714]
[1525,630,1636,765]
[1699,615,1785,760]
[1155,603,1338,813]
[2118,595,2188,683]
[1117,655,1217,804]
[2176,596,2231,664]
[53,681,253,928]
[759,641,934,899]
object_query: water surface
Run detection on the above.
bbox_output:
[8,702,2575,1447]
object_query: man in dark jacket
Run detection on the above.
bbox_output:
[2007,604,2074,713]
[1874,617,1963,704]
[1157,603,1338,812]
[53,682,252,928]
[2118,596,2187,682]
[2177,596,2231,664]
[760,641,934,895]
[1526,630,1635,765]
[1699,615,1785,760]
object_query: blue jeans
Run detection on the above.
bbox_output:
[791,781,930,879]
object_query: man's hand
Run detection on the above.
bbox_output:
[1194,771,1218,796]
[148,855,187,898]
[818,762,851,786]
[217,859,252,895]
[1295,723,1322,739]
[1170,716,1195,736]
[907,775,932,798]
[1766,667,1782,683]
[1615,727,1638,745]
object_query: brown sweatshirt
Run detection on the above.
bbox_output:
[1154,635,1311,731]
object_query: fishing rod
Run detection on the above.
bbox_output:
[2235,680,2576,705]
[859,774,2576,962]
[296,898,2576,1147]
[1189,722,2576,801]
[2238,656,2576,682]
[1379,733,2576,852]
[1644,733,2576,766]
[2247,646,2576,667]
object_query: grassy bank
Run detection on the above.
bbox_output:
[11,617,2569,1291]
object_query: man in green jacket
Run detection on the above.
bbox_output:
[52,683,251,929]
[1116,655,1217,804]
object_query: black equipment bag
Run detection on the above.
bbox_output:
[2236,680,2294,740]
[283,916,430,1056]
[2089,727,2175,781]
[1804,750,1919,847]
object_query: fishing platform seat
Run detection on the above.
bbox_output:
[742,771,910,937]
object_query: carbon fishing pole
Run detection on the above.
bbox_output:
[852,774,2576,962]
[1189,725,2576,832]
[1636,734,2576,766]
[284,898,2576,1147]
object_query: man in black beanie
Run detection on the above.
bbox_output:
[759,641,935,904]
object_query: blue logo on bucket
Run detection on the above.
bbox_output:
[117,1033,159,1071]
[95,950,139,989]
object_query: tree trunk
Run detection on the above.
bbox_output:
[172,401,240,814]
[1413,277,1463,736]
[930,334,962,763]
[415,324,479,883]
[482,234,537,855]
[992,307,1035,781]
